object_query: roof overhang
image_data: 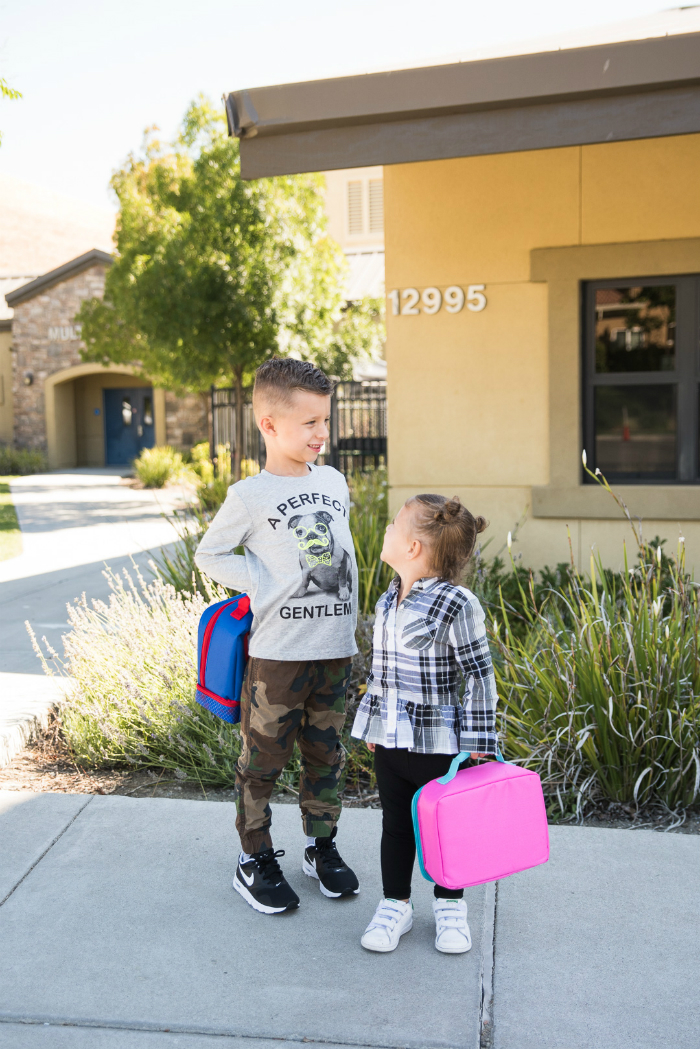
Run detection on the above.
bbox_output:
[5,249,113,307]
[225,29,700,179]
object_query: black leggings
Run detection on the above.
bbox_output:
[374,744,465,901]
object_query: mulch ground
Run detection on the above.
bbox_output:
[1,721,697,832]
[0,719,380,807]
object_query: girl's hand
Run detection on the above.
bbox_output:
[367,742,376,753]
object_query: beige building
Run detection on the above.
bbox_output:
[1,177,208,467]
[5,251,208,468]
[225,8,700,571]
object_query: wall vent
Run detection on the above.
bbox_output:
[347,180,363,234]
[369,179,384,233]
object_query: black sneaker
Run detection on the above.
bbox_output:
[233,848,300,914]
[303,827,360,898]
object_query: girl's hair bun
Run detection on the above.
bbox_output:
[433,497,461,524]
[407,494,489,583]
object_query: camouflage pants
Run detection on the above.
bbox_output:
[235,656,352,854]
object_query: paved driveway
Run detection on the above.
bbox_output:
[0,469,188,763]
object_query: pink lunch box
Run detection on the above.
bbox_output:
[411,752,550,890]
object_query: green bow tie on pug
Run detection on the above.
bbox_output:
[305,551,332,567]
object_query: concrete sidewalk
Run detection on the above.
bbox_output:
[0,469,188,766]
[0,794,698,1048]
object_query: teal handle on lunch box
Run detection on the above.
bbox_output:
[411,785,433,883]
[437,749,505,785]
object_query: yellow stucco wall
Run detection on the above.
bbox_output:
[384,134,700,573]
[0,331,12,445]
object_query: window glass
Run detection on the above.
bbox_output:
[595,285,675,373]
[594,386,676,480]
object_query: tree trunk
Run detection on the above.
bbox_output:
[233,367,244,483]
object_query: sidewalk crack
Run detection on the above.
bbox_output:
[478,881,497,1049]
[0,795,94,907]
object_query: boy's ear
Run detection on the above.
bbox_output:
[288,515,302,529]
[258,414,276,437]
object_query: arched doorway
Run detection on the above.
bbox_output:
[44,364,166,469]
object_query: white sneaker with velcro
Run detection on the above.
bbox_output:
[361,898,413,952]
[433,897,471,953]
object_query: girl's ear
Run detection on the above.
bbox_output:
[406,537,422,561]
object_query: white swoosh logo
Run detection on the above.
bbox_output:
[240,867,255,886]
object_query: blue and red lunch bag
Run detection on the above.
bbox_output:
[195,594,253,724]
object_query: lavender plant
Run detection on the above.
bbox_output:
[28,566,246,786]
[28,562,370,793]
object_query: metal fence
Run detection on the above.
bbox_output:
[211,380,387,475]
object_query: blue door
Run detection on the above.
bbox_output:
[104,387,155,465]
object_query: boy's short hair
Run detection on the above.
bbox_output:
[253,358,334,415]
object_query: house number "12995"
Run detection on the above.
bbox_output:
[388,285,487,315]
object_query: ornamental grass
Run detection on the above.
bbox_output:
[348,466,394,616]
[493,472,700,821]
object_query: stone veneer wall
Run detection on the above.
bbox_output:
[12,264,107,449]
[11,262,210,455]
[164,390,209,451]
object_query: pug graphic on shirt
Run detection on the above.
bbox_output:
[288,510,353,601]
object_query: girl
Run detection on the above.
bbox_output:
[351,494,499,954]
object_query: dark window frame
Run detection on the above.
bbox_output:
[582,274,700,484]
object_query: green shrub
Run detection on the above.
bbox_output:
[493,541,700,819]
[188,441,214,480]
[0,445,47,475]
[134,446,187,488]
[193,444,231,512]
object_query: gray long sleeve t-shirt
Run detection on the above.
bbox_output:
[194,465,358,661]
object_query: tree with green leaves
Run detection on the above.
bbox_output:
[78,97,383,479]
[1,78,22,146]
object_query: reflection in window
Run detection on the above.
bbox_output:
[143,396,153,426]
[595,386,676,480]
[121,397,133,426]
[595,286,675,373]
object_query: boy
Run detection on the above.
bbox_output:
[195,358,360,915]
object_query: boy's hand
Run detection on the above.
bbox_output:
[367,742,376,753]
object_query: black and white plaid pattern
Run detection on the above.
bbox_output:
[351,577,498,755]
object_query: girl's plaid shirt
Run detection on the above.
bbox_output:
[351,576,499,756]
